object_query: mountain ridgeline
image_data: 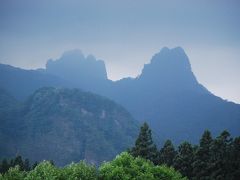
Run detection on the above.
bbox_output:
[0,87,139,166]
[46,50,109,93]
[0,47,240,145]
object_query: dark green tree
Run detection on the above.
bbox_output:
[23,159,31,171]
[210,130,232,179]
[49,160,55,166]
[32,161,39,170]
[99,152,187,180]
[173,141,194,178]
[13,155,24,171]
[159,139,176,166]
[0,159,9,174]
[130,122,158,164]
[230,136,240,179]
[192,130,213,180]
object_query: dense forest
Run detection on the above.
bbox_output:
[1,1,239,179]
[1,47,240,145]
[1,123,239,179]
[0,87,139,166]
[129,123,240,179]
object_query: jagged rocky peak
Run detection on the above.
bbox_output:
[141,47,192,76]
[139,47,193,78]
[18,87,139,165]
[46,49,107,81]
[137,47,202,92]
[61,49,85,60]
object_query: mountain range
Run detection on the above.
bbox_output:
[0,87,138,165]
[0,47,240,164]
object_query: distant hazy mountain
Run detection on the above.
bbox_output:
[0,47,239,144]
[0,88,21,158]
[0,64,70,100]
[110,47,240,143]
[0,87,139,165]
[46,49,111,93]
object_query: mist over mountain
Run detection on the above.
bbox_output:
[0,88,22,158]
[109,47,240,142]
[138,47,203,91]
[0,87,139,165]
[0,64,70,100]
[0,47,239,145]
[46,49,110,93]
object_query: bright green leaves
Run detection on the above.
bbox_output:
[99,152,186,180]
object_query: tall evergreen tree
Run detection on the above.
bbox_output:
[173,141,194,178]
[230,137,240,179]
[192,130,213,180]
[210,130,232,179]
[13,155,24,171]
[159,139,176,166]
[130,122,158,164]
[32,161,38,170]
[0,159,9,174]
[23,159,31,171]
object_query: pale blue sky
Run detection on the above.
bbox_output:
[0,0,240,103]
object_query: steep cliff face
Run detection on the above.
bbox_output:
[46,50,107,80]
[0,87,139,166]
[0,47,239,145]
[46,49,109,93]
[138,47,201,90]
[0,64,69,100]
[110,47,240,143]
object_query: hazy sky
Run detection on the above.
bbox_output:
[0,0,240,103]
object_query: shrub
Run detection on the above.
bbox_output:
[24,161,59,180]
[99,152,187,180]
[61,161,97,180]
[0,166,26,180]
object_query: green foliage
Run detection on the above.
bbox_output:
[192,130,213,179]
[24,160,97,180]
[151,165,187,180]
[99,152,187,180]
[31,162,38,170]
[189,130,240,180]
[0,154,185,180]
[209,130,233,179]
[12,156,24,171]
[159,140,176,166]
[1,122,240,180]
[60,161,97,180]
[130,122,158,164]
[23,159,30,172]
[0,160,9,174]
[0,87,139,166]
[230,137,240,179]
[131,124,240,180]
[1,166,26,180]
[25,161,59,180]
[0,156,34,174]
[173,142,194,178]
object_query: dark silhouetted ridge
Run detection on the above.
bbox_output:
[0,87,139,165]
[0,47,239,146]
[46,49,107,82]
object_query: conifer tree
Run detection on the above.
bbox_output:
[0,159,9,174]
[159,139,176,166]
[192,130,213,179]
[210,130,232,179]
[130,122,158,164]
[23,159,31,171]
[32,161,38,170]
[231,137,240,179]
[173,141,194,178]
[13,156,24,171]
